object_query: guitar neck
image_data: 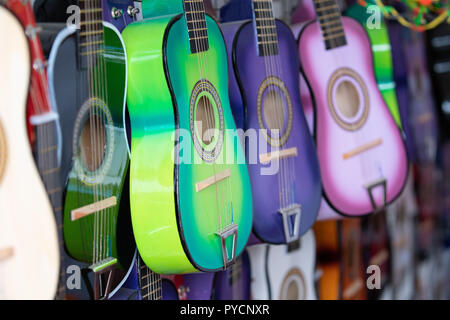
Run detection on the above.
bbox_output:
[78,0,104,58]
[252,0,278,56]
[312,0,346,50]
[183,0,209,54]
[137,254,162,300]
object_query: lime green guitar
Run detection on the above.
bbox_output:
[122,0,253,274]
[346,1,402,128]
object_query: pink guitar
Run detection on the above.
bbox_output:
[297,0,408,216]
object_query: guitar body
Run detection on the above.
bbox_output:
[298,17,408,216]
[6,0,68,299]
[221,18,321,244]
[123,10,252,274]
[49,22,134,274]
[213,251,251,300]
[0,6,59,299]
[247,230,317,300]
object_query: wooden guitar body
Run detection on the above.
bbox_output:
[0,6,59,299]
[247,230,317,300]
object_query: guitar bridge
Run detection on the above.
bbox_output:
[365,178,387,213]
[89,257,117,300]
[278,204,301,243]
[215,223,238,270]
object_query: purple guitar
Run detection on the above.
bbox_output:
[102,0,141,32]
[109,251,214,300]
[297,0,408,216]
[213,251,251,300]
[221,0,321,244]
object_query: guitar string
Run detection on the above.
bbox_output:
[191,1,224,240]
[269,0,295,216]
[254,0,282,212]
[257,0,290,224]
[316,0,381,211]
[197,0,225,235]
[79,0,89,263]
[87,0,99,265]
[259,0,284,213]
[98,0,110,264]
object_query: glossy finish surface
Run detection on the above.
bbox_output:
[298,17,408,216]
[51,24,131,266]
[222,18,321,244]
[123,12,252,273]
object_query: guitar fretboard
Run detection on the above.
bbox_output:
[35,122,65,299]
[137,253,162,300]
[312,0,346,50]
[183,0,209,54]
[252,0,278,56]
[78,0,104,58]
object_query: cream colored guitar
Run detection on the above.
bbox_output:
[0,6,59,299]
[247,230,317,300]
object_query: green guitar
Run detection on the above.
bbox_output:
[122,0,253,274]
[345,1,402,128]
[53,0,134,299]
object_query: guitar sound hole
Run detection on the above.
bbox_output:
[80,114,106,172]
[196,95,216,145]
[336,80,360,119]
[286,280,299,300]
[263,89,285,134]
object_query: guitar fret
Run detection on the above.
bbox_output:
[256,25,276,29]
[81,49,104,56]
[80,8,102,14]
[321,25,343,35]
[80,30,103,37]
[318,12,340,21]
[48,187,62,195]
[80,20,103,25]
[317,4,338,12]
[80,40,104,47]
[41,167,59,176]
[190,35,208,41]
[39,145,57,153]
[255,21,276,28]
[323,31,345,41]
[188,29,208,39]
[258,40,278,44]
[320,18,341,27]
